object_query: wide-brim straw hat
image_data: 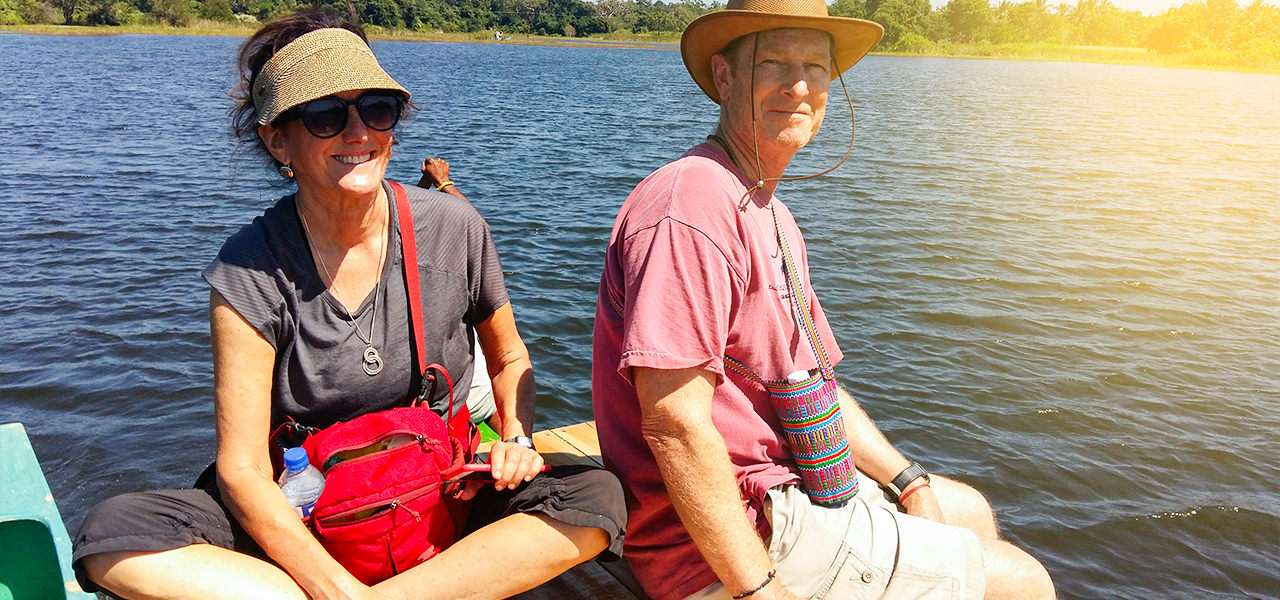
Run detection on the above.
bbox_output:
[681,0,884,104]
[253,28,410,126]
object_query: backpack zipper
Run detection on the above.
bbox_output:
[315,481,439,525]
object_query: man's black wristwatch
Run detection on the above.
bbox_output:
[886,461,930,502]
[504,435,535,450]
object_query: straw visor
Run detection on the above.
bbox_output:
[681,0,884,104]
[253,28,409,126]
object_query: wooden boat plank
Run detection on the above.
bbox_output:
[534,426,604,468]
[544,422,605,463]
[508,559,643,600]
[531,429,595,465]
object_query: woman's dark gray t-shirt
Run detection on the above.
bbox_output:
[202,182,509,429]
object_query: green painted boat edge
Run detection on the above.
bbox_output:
[476,421,500,443]
[0,423,96,600]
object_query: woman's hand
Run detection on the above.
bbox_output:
[486,440,545,491]
[453,441,545,501]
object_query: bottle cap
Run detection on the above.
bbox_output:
[787,370,810,384]
[283,447,310,472]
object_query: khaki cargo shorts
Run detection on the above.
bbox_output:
[687,471,985,600]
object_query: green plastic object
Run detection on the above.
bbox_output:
[476,421,500,444]
[0,423,95,600]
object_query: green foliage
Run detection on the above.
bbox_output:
[829,0,869,20]
[1062,0,1143,46]
[992,1,1067,43]
[150,0,192,24]
[871,0,932,45]
[52,0,79,23]
[1237,35,1280,67]
[943,0,993,41]
[198,0,235,21]
[1143,0,1280,58]
[892,31,936,52]
[20,0,62,22]
[1145,20,1190,53]
[0,0,24,24]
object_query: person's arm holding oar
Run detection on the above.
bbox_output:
[418,157,471,203]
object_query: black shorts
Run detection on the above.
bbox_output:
[72,464,626,594]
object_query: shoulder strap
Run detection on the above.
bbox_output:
[771,205,835,380]
[389,181,473,442]
[391,181,427,379]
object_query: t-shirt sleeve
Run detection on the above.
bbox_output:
[201,222,287,348]
[467,214,508,325]
[617,216,741,379]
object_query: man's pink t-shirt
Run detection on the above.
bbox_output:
[592,144,844,600]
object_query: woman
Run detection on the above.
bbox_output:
[72,10,625,600]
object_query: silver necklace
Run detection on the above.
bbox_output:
[297,197,387,376]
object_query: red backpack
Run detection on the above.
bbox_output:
[301,368,474,583]
[276,182,480,584]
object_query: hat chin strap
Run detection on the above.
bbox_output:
[727,32,857,210]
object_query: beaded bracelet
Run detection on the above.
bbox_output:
[732,569,776,599]
[436,181,455,191]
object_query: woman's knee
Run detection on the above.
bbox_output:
[540,466,627,558]
[78,550,123,588]
[539,513,611,555]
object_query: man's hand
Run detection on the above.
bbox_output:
[420,157,451,187]
[748,577,808,600]
[899,484,945,523]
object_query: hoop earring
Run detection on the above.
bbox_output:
[279,164,294,179]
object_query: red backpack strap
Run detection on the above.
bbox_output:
[390,182,475,449]
[391,181,427,379]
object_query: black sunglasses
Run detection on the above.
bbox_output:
[281,91,404,139]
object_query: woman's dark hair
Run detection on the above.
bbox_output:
[229,8,413,175]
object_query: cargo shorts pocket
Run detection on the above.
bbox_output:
[766,486,893,600]
[812,544,889,600]
[877,568,961,600]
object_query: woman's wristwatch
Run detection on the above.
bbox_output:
[504,435,534,450]
[886,461,930,502]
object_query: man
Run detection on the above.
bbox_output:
[592,1,1057,599]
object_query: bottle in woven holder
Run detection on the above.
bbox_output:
[768,372,858,507]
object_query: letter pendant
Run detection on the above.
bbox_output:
[362,346,384,376]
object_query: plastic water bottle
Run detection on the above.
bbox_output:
[279,447,325,519]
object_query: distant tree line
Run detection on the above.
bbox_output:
[0,0,713,36]
[828,0,1279,62]
[2,0,1277,62]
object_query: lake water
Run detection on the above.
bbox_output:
[1,33,1277,599]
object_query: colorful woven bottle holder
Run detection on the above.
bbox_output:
[747,205,858,507]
